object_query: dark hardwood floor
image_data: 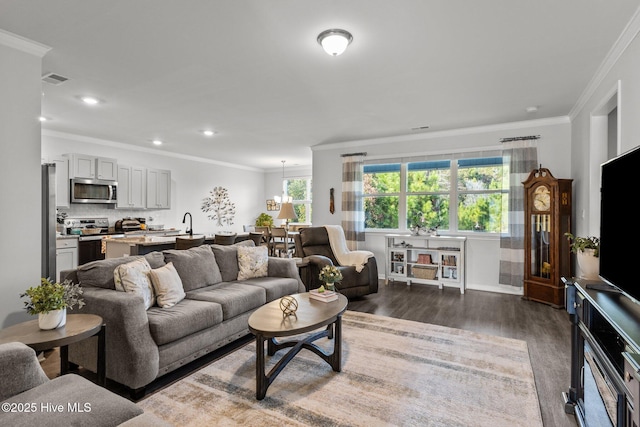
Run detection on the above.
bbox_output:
[347,281,577,427]
[41,281,577,427]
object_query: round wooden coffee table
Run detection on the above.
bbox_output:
[0,314,106,385]
[248,292,348,400]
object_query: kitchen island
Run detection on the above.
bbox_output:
[105,233,250,257]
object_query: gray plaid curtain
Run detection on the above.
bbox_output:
[341,154,366,250]
[499,143,538,287]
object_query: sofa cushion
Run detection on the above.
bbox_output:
[114,257,155,310]
[146,299,224,346]
[186,282,266,320]
[210,240,254,282]
[163,245,222,291]
[240,276,301,302]
[2,374,143,426]
[144,251,167,269]
[148,262,186,308]
[237,245,269,280]
[77,256,145,290]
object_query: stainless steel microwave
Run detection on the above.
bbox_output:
[70,178,118,204]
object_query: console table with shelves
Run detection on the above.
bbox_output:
[385,234,466,293]
[564,277,640,427]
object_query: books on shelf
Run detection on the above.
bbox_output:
[309,289,338,302]
[417,254,432,264]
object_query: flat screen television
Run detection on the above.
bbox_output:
[599,145,640,302]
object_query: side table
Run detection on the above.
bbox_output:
[0,313,106,386]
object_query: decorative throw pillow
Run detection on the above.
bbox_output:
[237,245,269,280]
[113,258,155,310]
[148,262,186,308]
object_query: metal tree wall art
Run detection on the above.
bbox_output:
[202,187,236,226]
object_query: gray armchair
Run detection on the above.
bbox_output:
[293,226,378,298]
[0,342,167,426]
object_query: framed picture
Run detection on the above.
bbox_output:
[266,199,280,211]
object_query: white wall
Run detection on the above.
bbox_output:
[41,131,267,236]
[571,16,640,238]
[311,119,572,294]
[0,32,50,327]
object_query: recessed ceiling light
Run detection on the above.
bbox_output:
[81,96,100,105]
[202,130,216,137]
[411,125,430,131]
[39,116,50,122]
[152,139,163,146]
[525,106,538,113]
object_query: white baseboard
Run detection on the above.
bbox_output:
[466,283,523,296]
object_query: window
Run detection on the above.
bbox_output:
[364,164,400,229]
[364,155,506,233]
[283,177,312,223]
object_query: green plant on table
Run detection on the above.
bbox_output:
[565,233,600,257]
[255,213,274,227]
[20,278,85,315]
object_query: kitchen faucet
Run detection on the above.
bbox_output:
[182,212,193,236]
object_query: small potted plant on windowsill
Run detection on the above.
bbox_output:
[20,278,85,330]
[565,233,600,280]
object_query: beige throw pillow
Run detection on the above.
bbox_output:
[113,258,155,310]
[148,262,186,308]
[237,245,269,280]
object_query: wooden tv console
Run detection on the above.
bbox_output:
[564,277,640,427]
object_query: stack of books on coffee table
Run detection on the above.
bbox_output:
[309,289,338,302]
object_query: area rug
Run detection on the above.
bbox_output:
[138,311,543,426]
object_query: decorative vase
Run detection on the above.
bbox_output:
[576,249,599,280]
[325,282,336,292]
[38,308,66,330]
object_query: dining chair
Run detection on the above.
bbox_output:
[271,227,295,257]
[254,226,273,254]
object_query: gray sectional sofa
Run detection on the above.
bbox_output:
[0,341,171,426]
[61,242,305,398]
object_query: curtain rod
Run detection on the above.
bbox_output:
[499,135,540,143]
[341,152,367,157]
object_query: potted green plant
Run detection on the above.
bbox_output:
[21,278,85,330]
[255,213,274,227]
[565,233,600,279]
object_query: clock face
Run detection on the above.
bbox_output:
[533,185,551,211]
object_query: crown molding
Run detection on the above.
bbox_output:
[569,5,640,120]
[311,116,569,151]
[0,29,50,57]
[42,129,263,172]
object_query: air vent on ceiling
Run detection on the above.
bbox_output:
[42,73,69,85]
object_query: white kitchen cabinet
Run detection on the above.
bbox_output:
[146,168,171,209]
[117,165,146,209]
[51,157,69,208]
[56,238,78,282]
[385,234,466,294]
[67,154,118,180]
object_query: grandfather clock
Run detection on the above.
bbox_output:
[522,167,573,308]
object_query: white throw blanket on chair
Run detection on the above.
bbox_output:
[324,225,374,273]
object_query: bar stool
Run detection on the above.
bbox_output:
[249,231,264,247]
[175,235,205,250]
[214,233,237,245]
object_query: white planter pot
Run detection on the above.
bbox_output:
[38,308,67,330]
[576,249,599,280]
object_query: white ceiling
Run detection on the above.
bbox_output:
[1,0,639,170]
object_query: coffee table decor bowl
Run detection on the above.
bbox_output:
[248,292,348,400]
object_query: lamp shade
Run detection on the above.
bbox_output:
[277,202,297,221]
[317,29,353,56]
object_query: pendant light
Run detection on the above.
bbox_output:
[274,160,292,204]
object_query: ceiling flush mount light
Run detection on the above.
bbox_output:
[202,130,215,137]
[317,29,353,56]
[81,96,100,105]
